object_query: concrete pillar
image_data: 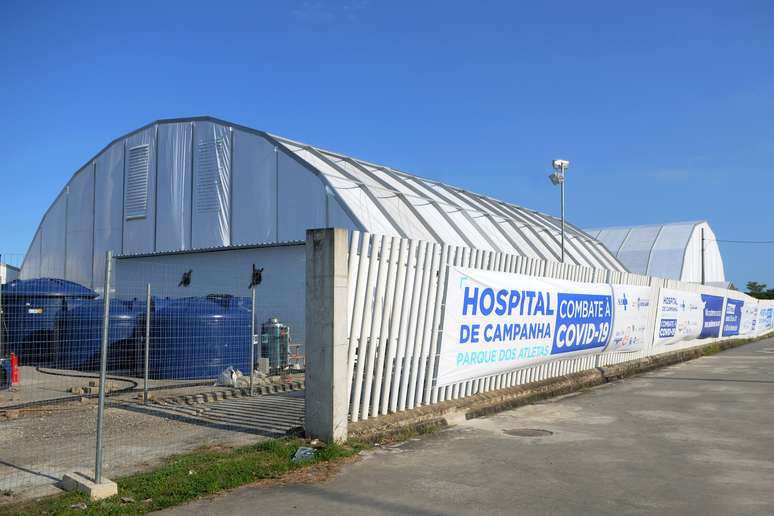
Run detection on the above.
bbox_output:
[305,228,349,442]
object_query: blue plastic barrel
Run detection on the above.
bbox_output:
[149,294,252,380]
[1,278,97,365]
[56,298,144,372]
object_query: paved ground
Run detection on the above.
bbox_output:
[162,338,774,516]
[0,391,303,500]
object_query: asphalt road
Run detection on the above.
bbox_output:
[161,337,774,516]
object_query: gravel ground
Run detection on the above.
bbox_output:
[0,390,304,502]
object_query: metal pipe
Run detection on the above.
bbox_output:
[701,227,705,285]
[560,178,565,263]
[143,283,151,405]
[0,254,4,358]
[250,285,256,396]
[95,250,112,484]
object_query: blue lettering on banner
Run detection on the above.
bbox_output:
[659,318,677,338]
[699,294,724,339]
[722,299,743,337]
[551,293,612,354]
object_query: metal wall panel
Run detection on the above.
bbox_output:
[155,122,193,252]
[113,245,306,347]
[192,121,231,249]
[93,140,125,289]
[231,130,277,244]
[276,148,326,241]
[65,164,95,287]
[40,191,67,279]
[122,126,157,254]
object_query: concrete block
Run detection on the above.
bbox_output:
[62,471,117,500]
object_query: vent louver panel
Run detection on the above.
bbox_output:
[125,144,150,219]
[196,137,228,213]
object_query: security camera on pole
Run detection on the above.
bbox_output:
[548,159,570,263]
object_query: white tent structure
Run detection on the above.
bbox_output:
[19,116,626,289]
[585,221,726,285]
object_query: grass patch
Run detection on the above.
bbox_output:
[701,343,724,356]
[1,438,366,515]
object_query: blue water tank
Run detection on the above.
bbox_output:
[1,278,97,365]
[56,298,144,372]
[149,294,252,380]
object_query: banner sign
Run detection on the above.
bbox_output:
[605,285,654,353]
[722,298,743,337]
[436,267,613,387]
[740,301,758,335]
[699,294,724,339]
[654,288,703,345]
[758,305,774,332]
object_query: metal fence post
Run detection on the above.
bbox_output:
[95,250,112,484]
[144,283,151,405]
[250,285,256,396]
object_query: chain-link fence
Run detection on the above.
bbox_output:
[0,251,305,500]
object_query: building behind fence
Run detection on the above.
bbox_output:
[0,229,772,499]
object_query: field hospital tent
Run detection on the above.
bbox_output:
[585,221,726,285]
[20,116,627,289]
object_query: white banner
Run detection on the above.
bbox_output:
[436,267,613,387]
[654,288,703,346]
[605,285,656,353]
[758,303,774,333]
[740,300,758,336]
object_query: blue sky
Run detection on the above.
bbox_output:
[1,0,772,287]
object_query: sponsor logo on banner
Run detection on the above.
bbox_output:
[722,299,743,337]
[740,302,758,335]
[436,267,613,387]
[699,294,724,339]
[606,285,654,353]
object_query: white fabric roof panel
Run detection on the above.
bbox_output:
[585,221,726,283]
[20,117,627,288]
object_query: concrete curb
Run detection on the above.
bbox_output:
[348,334,770,443]
[150,380,305,407]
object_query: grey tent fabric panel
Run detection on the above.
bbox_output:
[615,225,662,274]
[648,223,695,279]
[155,122,193,252]
[65,164,95,287]
[276,148,325,241]
[589,227,630,256]
[40,191,67,279]
[192,121,231,249]
[93,140,125,288]
[122,126,157,254]
[231,130,277,244]
[326,186,357,230]
[20,228,42,279]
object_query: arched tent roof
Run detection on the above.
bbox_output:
[20,116,626,288]
[584,221,726,284]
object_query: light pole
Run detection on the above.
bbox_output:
[548,160,570,263]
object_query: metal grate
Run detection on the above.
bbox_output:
[125,144,150,219]
[196,137,227,213]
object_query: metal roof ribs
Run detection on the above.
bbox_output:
[366,163,481,250]
[409,178,506,253]
[301,146,410,240]
[336,157,444,244]
[461,191,562,263]
[435,183,543,259]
